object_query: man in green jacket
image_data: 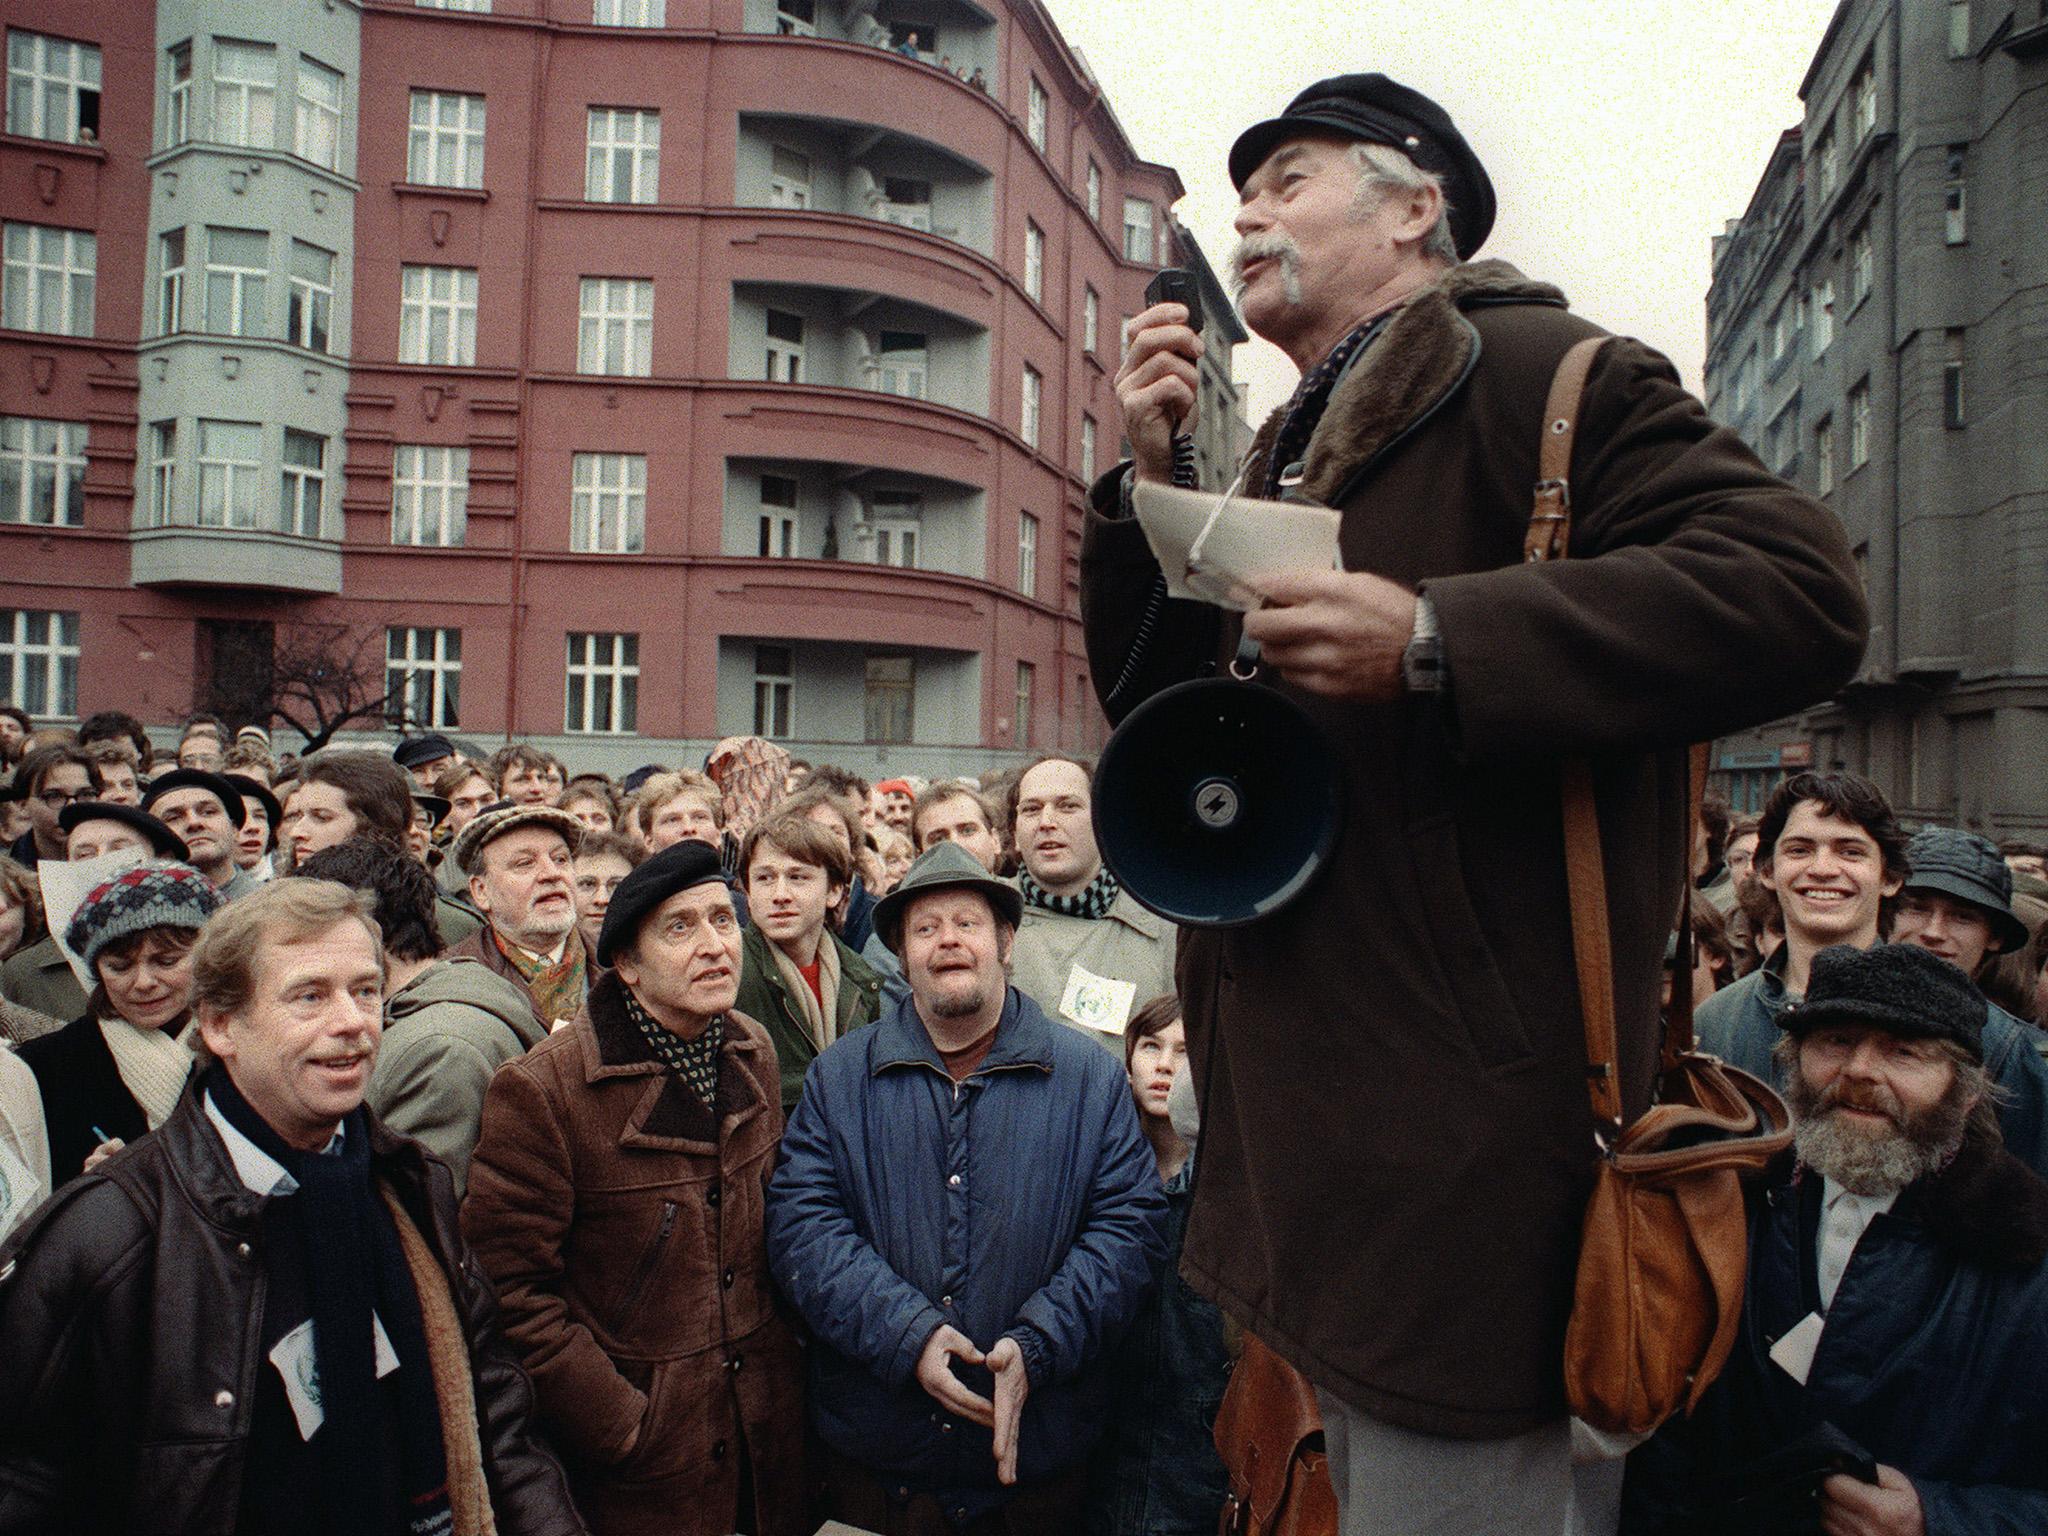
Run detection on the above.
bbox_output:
[734,810,881,1111]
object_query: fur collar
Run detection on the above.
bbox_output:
[581,970,766,1148]
[1905,1119,2048,1271]
[1243,259,1568,507]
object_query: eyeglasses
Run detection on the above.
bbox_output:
[36,787,97,808]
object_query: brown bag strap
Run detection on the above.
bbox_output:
[1524,336,1609,565]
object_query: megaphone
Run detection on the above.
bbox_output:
[1093,677,1344,928]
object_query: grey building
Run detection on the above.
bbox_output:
[1704,0,2048,836]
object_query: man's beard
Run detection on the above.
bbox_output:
[923,976,992,1019]
[1227,232,1304,306]
[1788,1062,1973,1196]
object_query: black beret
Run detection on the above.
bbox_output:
[597,839,730,967]
[142,768,247,828]
[1781,943,1986,1061]
[222,773,283,835]
[393,733,456,771]
[57,801,190,862]
[1228,73,1496,259]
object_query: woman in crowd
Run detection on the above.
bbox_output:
[13,860,223,1183]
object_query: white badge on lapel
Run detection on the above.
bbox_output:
[269,1312,402,1440]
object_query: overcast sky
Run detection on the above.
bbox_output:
[1049,0,1842,420]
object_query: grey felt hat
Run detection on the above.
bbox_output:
[872,840,1023,954]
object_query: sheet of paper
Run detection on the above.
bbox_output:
[1059,964,1137,1038]
[39,847,153,992]
[270,1312,402,1441]
[1131,479,1342,612]
[1768,1310,1826,1386]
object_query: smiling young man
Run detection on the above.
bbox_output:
[464,839,806,1536]
[446,804,593,1030]
[0,878,584,1536]
[734,810,881,1112]
[142,768,259,899]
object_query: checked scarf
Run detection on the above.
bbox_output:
[1018,864,1121,921]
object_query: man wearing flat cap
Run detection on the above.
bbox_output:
[446,803,595,1029]
[766,842,1167,1534]
[1625,943,2048,1533]
[1089,72,1870,1529]
[394,732,459,792]
[463,840,806,1536]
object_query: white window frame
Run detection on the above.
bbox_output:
[571,451,647,552]
[196,419,263,529]
[147,420,176,526]
[871,493,921,568]
[1024,220,1044,303]
[1852,61,1876,142]
[1086,159,1101,222]
[1026,77,1047,152]
[399,264,477,365]
[1949,1,1971,58]
[0,416,87,527]
[1848,381,1870,470]
[1083,285,1099,354]
[753,643,794,738]
[280,429,326,537]
[1814,128,1837,203]
[768,145,811,209]
[6,29,101,144]
[419,0,494,11]
[758,474,798,557]
[879,176,931,231]
[586,107,659,204]
[1015,659,1034,747]
[1122,198,1153,262]
[1944,147,1967,245]
[765,308,804,382]
[565,632,639,734]
[864,653,914,745]
[1017,510,1038,598]
[386,626,462,728]
[1021,364,1041,448]
[874,330,927,399]
[391,444,468,546]
[1849,220,1872,307]
[407,90,484,189]
[577,276,653,377]
[1815,416,1835,496]
[157,228,186,336]
[1080,413,1096,481]
[0,608,80,718]
[203,226,267,338]
[165,42,191,146]
[594,0,666,23]
[1810,278,1835,357]
[287,240,334,353]
[212,40,276,150]
[2,222,95,336]
[294,56,343,170]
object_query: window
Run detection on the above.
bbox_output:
[874,330,926,398]
[203,227,267,337]
[0,609,80,718]
[165,42,191,146]
[1849,220,1872,307]
[1024,220,1044,303]
[586,107,659,203]
[1083,285,1099,354]
[1848,380,1870,470]
[887,21,933,57]
[776,0,816,37]
[420,0,493,11]
[0,417,86,526]
[1851,60,1876,142]
[212,41,276,149]
[1945,146,1967,244]
[1021,364,1041,448]
[278,430,326,537]
[1017,510,1038,597]
[595,0,666,23]
[1086,158,1101,222]
[578,277,653,376]
[1026,77,1047,152]
[1766,403,1797,474]
[758,474,798,557]
[407,90,484,188]
[1814,416,1835,496]
[565,632,638,733]
[6,30,101,144]
[399,264,477,364]
[1768,301,1786,363]
[872,493,920,567]
[286,241,334,352]
[157,229,186,335]
[196,420,262,528]
[765,308,804,381]
[386,627,461,728]
[1080,414,1097,480]
[1123,198,1153,262]
[391,444,468,545]
[1944,330,1966,430]
[2,222,95,336]
[768,145,810,209]
[753,644,793,737]
[1732,345,1756,414]
[142,420,176,525]
[864,654,913,743]
[294,57,343,169]
[1950,1,1972,57]
[1813,127,1837,203]
[879,176,930,231]
[1811,278,1834,357]
[1014,660,1034,747]
[571,451,647,552]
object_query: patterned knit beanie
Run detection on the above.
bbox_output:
[64,860,226,973]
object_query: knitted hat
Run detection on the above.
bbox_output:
[597,839,729,967]
[1902,826,2030,954]
[1780,942,1987,1061]
[64,860,226,974]
[449,802,584,876]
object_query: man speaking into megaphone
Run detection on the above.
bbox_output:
[1081,74,1868,1535]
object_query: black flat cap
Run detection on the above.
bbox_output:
[57,801,190,862]
[1903,827,2031,955]
[1781,943,1986,1060]
[393,733,456,771]
[1229,73,1496,259]
[597,838,730,967]
[142,768,246,828]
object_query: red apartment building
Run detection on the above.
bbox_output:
[0,0,1229,773]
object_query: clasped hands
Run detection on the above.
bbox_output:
[915,1323,1029,1485]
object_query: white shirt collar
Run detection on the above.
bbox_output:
[203,1091,343,1197]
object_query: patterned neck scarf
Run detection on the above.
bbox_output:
[491,928,587,1029]
[1019,864,1121,921]
[1264,313,1394,498]
[623,988,723,1111]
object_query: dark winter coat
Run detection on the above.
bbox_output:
[0,1079,584,1536]
[733,922,882,1112]
[462,971,806,1536]
[1621,1125,2048,1533]
[1080,259,1868,1437]
[14,1012,171,1184]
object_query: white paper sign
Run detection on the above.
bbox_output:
[270,1312,402,1440]
[39,847,153,992]
[1059,964,1137,1039]
[1768,1310,1826,1386]
[1131,479,1342,612]
[0,1138,42,1244]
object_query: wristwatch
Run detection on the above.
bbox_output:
[1402,594,1447,694]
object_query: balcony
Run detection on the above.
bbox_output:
[742,0,998,85]
[737,114,994,255]
[723,454,986,578]
[131,524,342,593]
[730,282,990,415]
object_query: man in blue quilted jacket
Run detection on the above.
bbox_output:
[766,841,1169,1535]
